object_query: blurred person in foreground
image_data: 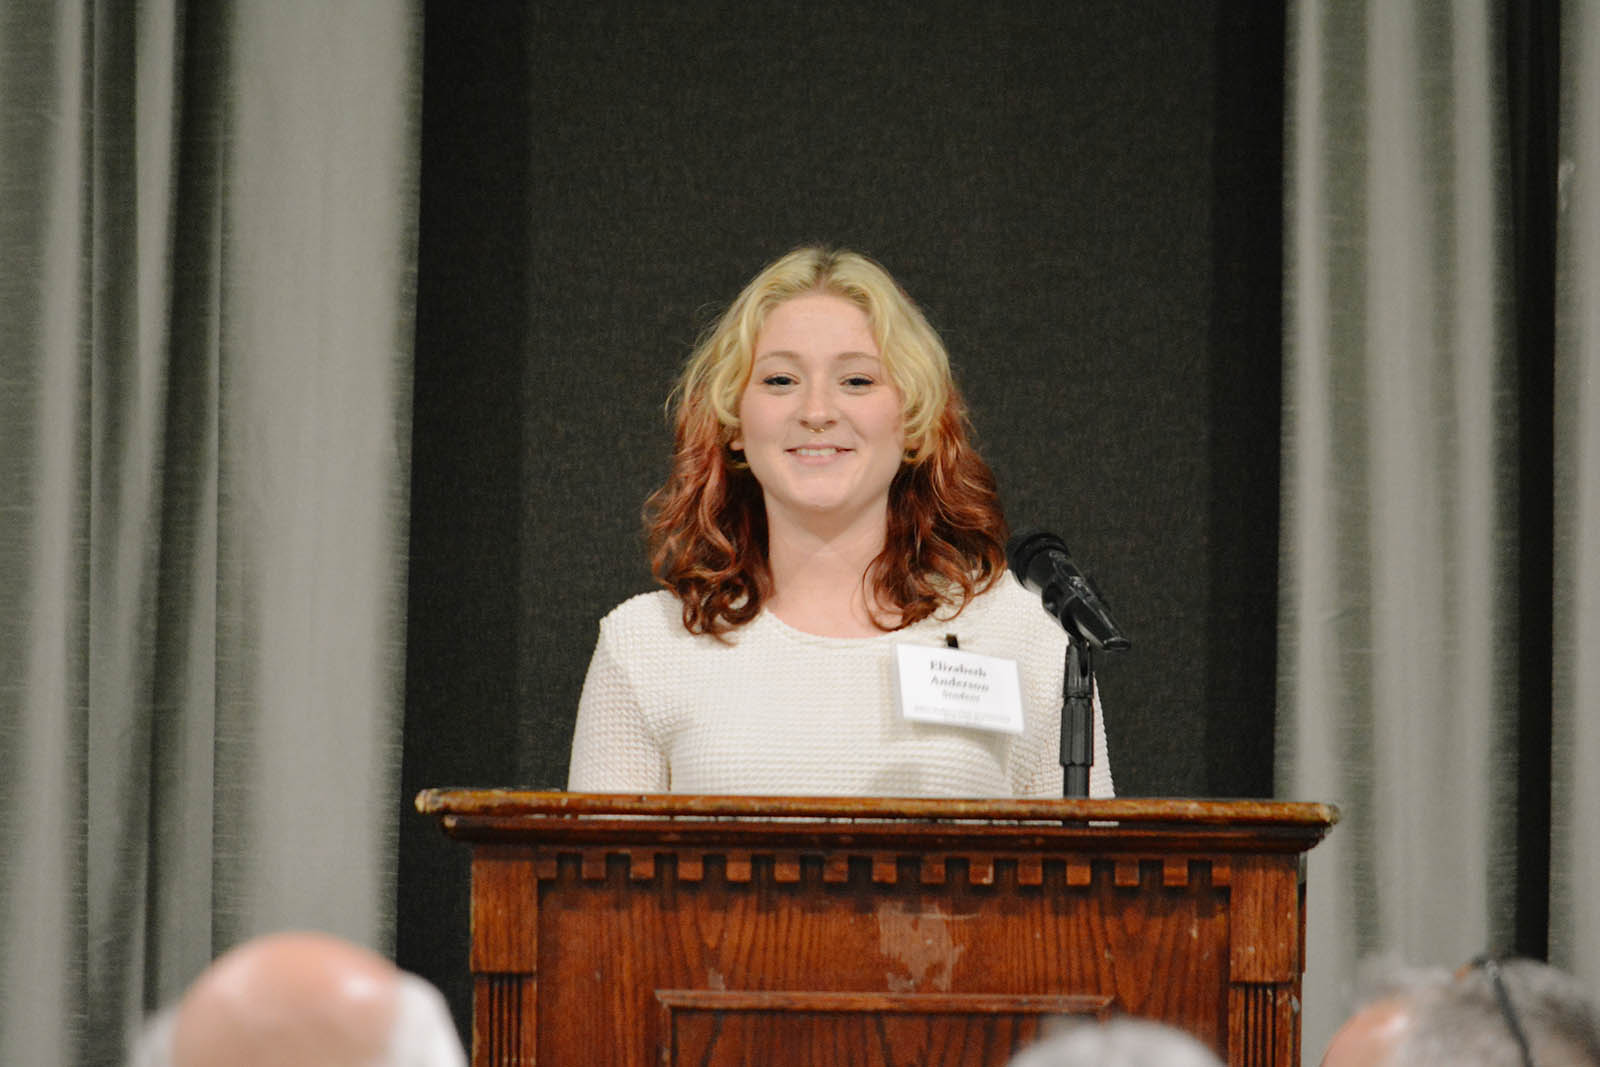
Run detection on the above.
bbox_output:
[127,931,465,1067]
[1320,955,1600,1066]
[1008,1016,1223,1067]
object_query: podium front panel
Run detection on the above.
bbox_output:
[423,794,1336,1067]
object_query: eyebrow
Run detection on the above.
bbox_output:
[751,350,881,364]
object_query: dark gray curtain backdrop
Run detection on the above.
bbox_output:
[1281,1,1598,1055]
[401,0,1285,1036]
[0,3,420,1063]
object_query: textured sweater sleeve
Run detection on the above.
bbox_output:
[566,615,669,792]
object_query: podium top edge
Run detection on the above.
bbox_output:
[414,788,1339,829]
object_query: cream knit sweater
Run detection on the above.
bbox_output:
[566,574,1114,799]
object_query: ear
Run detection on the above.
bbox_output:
[730,433,743,451]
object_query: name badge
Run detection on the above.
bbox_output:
[893,644,1025,734]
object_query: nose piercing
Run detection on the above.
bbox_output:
[808,425,826,433]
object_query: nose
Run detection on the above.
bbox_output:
[798,381,837,432]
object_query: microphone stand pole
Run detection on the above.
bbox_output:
[1061,637,1094,798]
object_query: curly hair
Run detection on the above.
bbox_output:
[645,246,1009,637]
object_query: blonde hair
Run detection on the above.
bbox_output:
[677,246,953,462]
[647,245,1008,636]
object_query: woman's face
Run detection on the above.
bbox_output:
[733,292,905,536]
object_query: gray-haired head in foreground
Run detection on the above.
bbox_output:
[124,932,466,1067]
[1321,955,1600,1067]
[1399,958,1600,1066]
[1008,1017,1223,1067]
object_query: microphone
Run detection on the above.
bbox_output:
[1007,529,1128,797]
[1006,530,1130,652]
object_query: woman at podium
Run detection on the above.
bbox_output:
[567,246,1112,799]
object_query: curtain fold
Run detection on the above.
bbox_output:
[84,0,187,1050]
[1281,0,1521,1057]
[1285,0,1597,1059]
[1551,0,1600,994]
[2,5,96,1063]
[0,2,420,1062]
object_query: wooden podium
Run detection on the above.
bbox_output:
[417,790,1336,1067]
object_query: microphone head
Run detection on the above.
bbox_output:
[1005,527,1131,653]
[1005,529,1067,588]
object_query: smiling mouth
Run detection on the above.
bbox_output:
[789,446,850,457]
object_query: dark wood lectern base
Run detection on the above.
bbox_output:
[418,792,1336,1067]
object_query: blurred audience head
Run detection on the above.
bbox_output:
[1321,955,1600,1067]
[128,931,465,1067]
[1008,1016,1223,1067]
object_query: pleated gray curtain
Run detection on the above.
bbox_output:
[0,3,420,1063]
[1282,0,1599,1059]
[1551,0,1600,996]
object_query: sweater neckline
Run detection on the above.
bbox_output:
[755,608,906,647]
[754,599,979,648]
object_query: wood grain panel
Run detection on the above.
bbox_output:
[420,792,1336,1067]
[469,853,537,972]
[658,990,1115,1067]
[474,974,534,1067]
[1227,857,1299,982]
[535,851,1233,1062]
[1228,983,1296,1067]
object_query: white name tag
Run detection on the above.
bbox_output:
[893,644,1025,734]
